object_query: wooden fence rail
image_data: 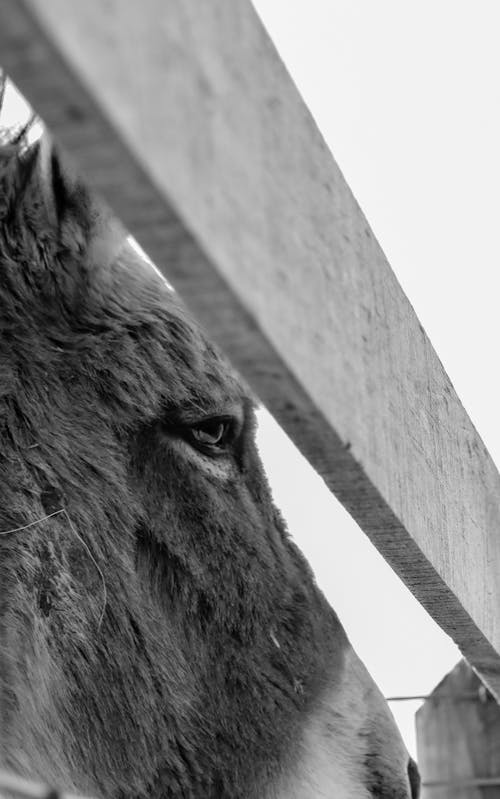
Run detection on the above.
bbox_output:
[417,660,500,797]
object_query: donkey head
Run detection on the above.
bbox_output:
[0,132,419,798]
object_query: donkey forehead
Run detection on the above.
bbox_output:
[5,232,245,417]
[105,244,247,409]
[0,139,244,414]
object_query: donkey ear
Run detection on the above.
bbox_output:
[37,131,127,268]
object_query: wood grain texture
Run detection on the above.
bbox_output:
[1,0,500,691]
[416,660,500,798]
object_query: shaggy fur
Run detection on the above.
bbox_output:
[0,124,419,798]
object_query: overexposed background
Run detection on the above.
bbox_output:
[4,1,500,758]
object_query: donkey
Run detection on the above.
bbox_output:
[0,123,420,798]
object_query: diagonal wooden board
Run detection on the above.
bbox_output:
[1,0,499,695]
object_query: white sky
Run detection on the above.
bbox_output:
[4,2,500,758]
[250,0,500,758]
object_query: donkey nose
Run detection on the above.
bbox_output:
[407,757,420,798]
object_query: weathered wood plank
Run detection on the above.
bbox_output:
[416,661,500,798]
[1,0,500,692]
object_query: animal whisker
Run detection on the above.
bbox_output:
[0,509,65,536]
[0,508,107,630]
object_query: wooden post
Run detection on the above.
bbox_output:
[1,0,500,693]
[416,660,500,798]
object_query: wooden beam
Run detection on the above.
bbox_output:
[416,661,500,797]
[1,0,500,693]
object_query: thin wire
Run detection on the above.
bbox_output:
[0,509,107,629]
[386,691,486,702]
[0,510,65,536]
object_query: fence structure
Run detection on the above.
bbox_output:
[0,0,499,777]
[416,660,500,798]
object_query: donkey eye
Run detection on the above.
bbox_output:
[184,417,236,455]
